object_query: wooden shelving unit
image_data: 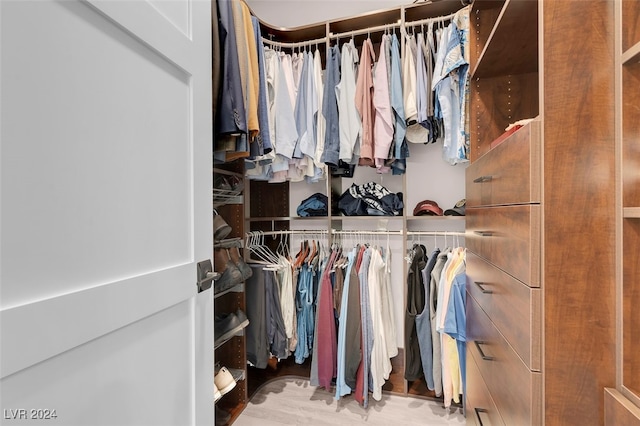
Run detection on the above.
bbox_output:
[607,1,640,423]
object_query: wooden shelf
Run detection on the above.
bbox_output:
[624,208,640,219]
[248,216,328,222]
[332,215,403,220]
[407,216,466,221]
[622,40,640,65]
[214,283,244,300]
[213,167,244,178]
[471,0,538,78]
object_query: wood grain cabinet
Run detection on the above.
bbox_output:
[605,0,640,423]
[467,1,620,425]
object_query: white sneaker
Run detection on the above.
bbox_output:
[214,367,236,396]
[214,382,222,402]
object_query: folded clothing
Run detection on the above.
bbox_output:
[297,193,329,217]
[338,182,403,216]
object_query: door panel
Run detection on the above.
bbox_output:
[2,301,193,426]
[0,0,212,424]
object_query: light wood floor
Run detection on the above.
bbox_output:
[233,377,465,425]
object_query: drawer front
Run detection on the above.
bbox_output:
[466,120,541,207]
[466,251,541,371]
[467,296,542,426]
[466,346,505,426]
[466,204,541,287]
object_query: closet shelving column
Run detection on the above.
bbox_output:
[466,0,541,425]
[606,0,640,423]
[213,159,249,425]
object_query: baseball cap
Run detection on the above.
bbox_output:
[405,122,429,144]
[413,199,443,216]
[444,199,466,216]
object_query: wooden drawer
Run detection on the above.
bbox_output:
[467,296,542,426]
[466,251,541,371]
[466,120,541,207]
[466,345,505,426]
[466,204,541,287]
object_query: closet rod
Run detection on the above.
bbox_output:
[261,36,328,49]
[329,21,402,41]
[246,229,330,237]
[331,229,403,235]
[404,12,455,28]
[406,231,466,236]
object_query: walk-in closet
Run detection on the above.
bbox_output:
[211,0,640,425]
[2,0,639,424]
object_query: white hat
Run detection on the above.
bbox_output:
[405,122,429,144]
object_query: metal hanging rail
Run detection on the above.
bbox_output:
[261,36,328,49]
[328,21,403,41]
[245,229,330,237]
[406,230,466,236]
[331,229,403,235]
[404,12,456,29]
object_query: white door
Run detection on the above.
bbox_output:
[0,0,213,425]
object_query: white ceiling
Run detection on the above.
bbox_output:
[244,0,413,28]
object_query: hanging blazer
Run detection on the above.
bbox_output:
[216,0,247,136]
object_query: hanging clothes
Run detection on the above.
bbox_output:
[231,0,259,137]
[295,262,315,363]
[416,247,441,391]
[215,0,247,138]
[404,244,427,381]
[344,246,364,390]
[373,35,394,173]
[321,45,341,168]
[432,8,470,165]
[337,40,361,165]
[250,16,273,158]
[355,38,375,167]
[314,249,338,390]
[436,247,466,408]
[429,248,450,397]
[312,49,327,181]
[358,247,374,407]
[389,33,409,175]
[369,246,396,401]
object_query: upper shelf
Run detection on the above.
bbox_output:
[472,0,539,79]
[624,208,640,219]
[622,40,640,65]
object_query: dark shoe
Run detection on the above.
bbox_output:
[214,248,243,293]
[214,310,249,346]
[228,246,252,281]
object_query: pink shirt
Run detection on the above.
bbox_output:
[373,35,394,173]
[355,39,375,166]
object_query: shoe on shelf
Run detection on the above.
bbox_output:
[228,246,253,281]
[214,310,250,346]
[213,212,232,241]
[214,248,243,294]
[214,382,222,403]
[214,366,236,397]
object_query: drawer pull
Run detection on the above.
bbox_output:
[473,230,494,237]
[475,341,495,361]
[475,281,493,294]
[473,175,493,183]
[475,408,489,426]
